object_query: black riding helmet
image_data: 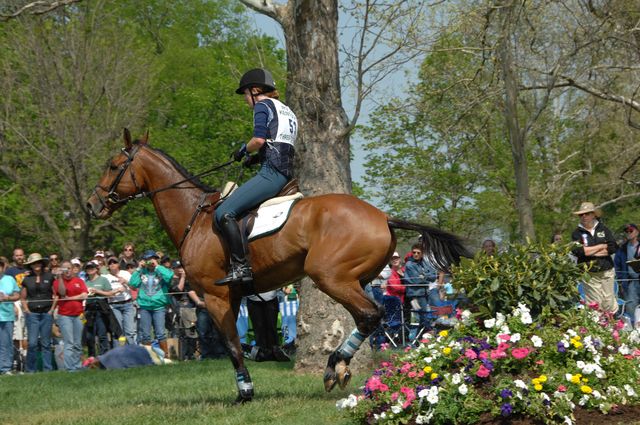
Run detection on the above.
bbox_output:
[235,68,276,94]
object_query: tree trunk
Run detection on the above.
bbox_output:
[240,0,365,373]
[498,2,536,242]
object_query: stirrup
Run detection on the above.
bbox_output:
[214,265,253,286]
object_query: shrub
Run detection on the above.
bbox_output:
[451,242,588,319]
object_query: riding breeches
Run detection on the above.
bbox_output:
[214,164,288,228]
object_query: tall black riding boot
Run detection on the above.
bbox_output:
[215,214,254,287]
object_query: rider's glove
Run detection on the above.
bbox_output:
[242,154,260,168]
[232,144,248,162]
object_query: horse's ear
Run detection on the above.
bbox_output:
[123,128,132,149]
[140,129,150,145]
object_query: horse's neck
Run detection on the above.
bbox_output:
[142,149,209,248]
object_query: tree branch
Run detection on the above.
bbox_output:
[0,0,82,22]
[238,0,284,24]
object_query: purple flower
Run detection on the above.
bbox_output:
[464,375,473,383]
[501,402,513,417]
[557,342,566,353]
[500,389,513,399]
[481,359,494,371]
[543,398,551,406]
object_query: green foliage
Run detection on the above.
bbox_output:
[452,242,588,319]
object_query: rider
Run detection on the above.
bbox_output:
[214,68,298,288]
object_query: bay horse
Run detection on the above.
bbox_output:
[86,129,469,403]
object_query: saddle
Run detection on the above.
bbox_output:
[210,178,302,237]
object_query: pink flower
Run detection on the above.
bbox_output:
[381,361,391,368]
[613,330,620,342]
[417,371,425,378]
[511,347,530,360]
[464,349,478,360]
[490,349,507,360]
[479,351,489,360]
[476,365,491,378]
[614,320,625,331]
[365,376,389,392]
[497,343,510,351]
[401,387,416,408]
[498,334,511,341]
[391,392,399,402]
[408,371,417,378]
[588,301,600,310]
[380,343,390,351]
[400,363,413,374]
[404,346,412,353]
[535,360,544,365]
[558,385,567,392]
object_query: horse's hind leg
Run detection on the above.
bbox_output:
[311,279,384,392]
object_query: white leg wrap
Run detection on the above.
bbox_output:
[338,328,366,358]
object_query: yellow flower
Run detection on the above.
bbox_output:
[572,335,581,341]
[570,374,582,384]
[423,366,432,374]
[538,375,547,383]
[439,330,449,337]
[572,341,583,349]
[581,385,593,394]
[431,373,438,380]
[534,384,543,391]
[582,378,588,383]
[532,378,540,385]
[442,347,452,355]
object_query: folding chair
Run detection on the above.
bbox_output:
[380,295,407,347]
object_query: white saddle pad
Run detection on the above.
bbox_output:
[248,194,303,241]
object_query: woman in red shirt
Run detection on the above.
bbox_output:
[384,252,405,304]
[54,261,88,371]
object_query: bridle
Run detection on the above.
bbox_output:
[91,144,235,215]
[91,146,144,213]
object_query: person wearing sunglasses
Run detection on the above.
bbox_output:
[570,202,618,314]
[614,223,640,327]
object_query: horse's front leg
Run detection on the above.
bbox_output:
[204,293,254,403]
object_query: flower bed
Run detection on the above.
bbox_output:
[337,304,640,424]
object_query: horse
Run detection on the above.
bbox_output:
[86,129,469,403]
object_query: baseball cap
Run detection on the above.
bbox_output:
[171,260,182,268]
[70,257,82,266]
[94,250,105,258]
[624,223,638,232]
[84,260,100,269]
[141,249,159,260]
[391,252,400,258]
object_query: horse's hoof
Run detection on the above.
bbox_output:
[336,361,352,389]
[323,371,338,392]
[233,394,252,405]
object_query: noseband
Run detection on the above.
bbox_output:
[92,146,144,212]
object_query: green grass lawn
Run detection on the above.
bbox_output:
[0,359,362,425]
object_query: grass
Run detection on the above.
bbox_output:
[0,359,362,425]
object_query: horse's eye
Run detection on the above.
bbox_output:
[109,163,118,171]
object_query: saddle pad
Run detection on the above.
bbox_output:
[248,197,301,241]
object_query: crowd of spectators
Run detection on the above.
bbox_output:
[0,243,299,375]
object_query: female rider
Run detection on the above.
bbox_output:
[214,68,298,288]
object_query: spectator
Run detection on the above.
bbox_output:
[70,257,86,281]
[129,250,173,356]
[245,290,290,362]
[53,260,88,371]
[160,255,171,269]
[404,244,438,332]
[280,284,298,350]
[21,253,56,373]
[84,261,116,357]
[481,239,497,256]
[551,233,563,244]
[103,256,136,345]
[570,202,618,314]
[169,260,198,360]
[0,257,20,375]
[118,242,136,270]
[384,252,405,304]
[6,248,29,285]
[186,284,227,360]
[614,223,640,325]
[47,253,62,275]
[82,344,170,369]
[93,250,108,274]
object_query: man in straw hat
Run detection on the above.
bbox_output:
[20,253,56,372]
[570,202,618,314]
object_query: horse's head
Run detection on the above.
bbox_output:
[87,128,149,219]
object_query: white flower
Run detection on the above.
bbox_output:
[517,302,530,314]
[563,416,574,425]
[461,310,472,324]
[582,363,595,375]
[520,312,533,325]
[514,379,527,389]
[427,392,439,404]
[567,329,577,337]
[576,360,586,369]
[541,393,550,401]
[391,405,402,414]
[335,394,358,410]
[578,395,589,406]
[561,339,570,348]
[451,373,462,385]
[499,325,511,335]
[618,344,631,355]
[592,390,602,400]
[495,312,506,327]
[484,318,496,329]
[531,335,543,347]
[510,333,521,343]
[415,409,434,424]
[515,391,523,400]
[423,356,433,364]
[374,412,387,420]
[458,384,468,395]
[418,388,430,398]
[624,384,637,397]
[565,373,573,382]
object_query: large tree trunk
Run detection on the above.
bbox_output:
[498,2,536,242]
[240,0,365,373]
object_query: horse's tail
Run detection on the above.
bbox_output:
[387,218,472,271]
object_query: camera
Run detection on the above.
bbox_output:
[59,267,69,273]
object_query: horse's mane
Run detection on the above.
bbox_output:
[133,140,218,193]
